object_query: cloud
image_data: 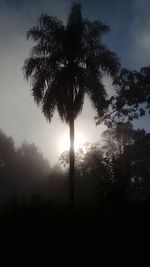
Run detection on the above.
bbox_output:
[129,0,150,69]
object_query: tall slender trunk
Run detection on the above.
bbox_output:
[69,115,75,208]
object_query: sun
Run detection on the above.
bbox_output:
[58,131,87,154]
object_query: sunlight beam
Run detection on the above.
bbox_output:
[58,131,87,154]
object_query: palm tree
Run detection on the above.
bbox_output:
[23,2,120,207]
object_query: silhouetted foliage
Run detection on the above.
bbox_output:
[101,123,150,202]
[0,129,15,169]
[59,123,150,205]
[23,2,120,206]
[98,66,150,125]
[124,130,150,200]
[101,121,135,157]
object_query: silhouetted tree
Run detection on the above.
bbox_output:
[17,141,49,177]
[99,67,150,125]
[100,122,136,201]
[23,2,120,207]
[0,129,16,189]
[124,130,150,200]
[0,129,15,168]
[0,129,50,200]
[102,121,135,157]
[101,123,150,201]
[59,143,115,202]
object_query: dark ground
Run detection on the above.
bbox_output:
[0,196,150,242]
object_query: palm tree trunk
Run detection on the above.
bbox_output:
[69,114,75,208]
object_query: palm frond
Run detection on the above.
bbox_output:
[31,71,47,105]
[99,48,120,76]
[42,86,56,122]
[86,71,108,117]
[65,2,84,63]
[23,57,48,80]
[84,20,110,40]
[72,66,86,118]
[41,68,70,122]
[67,2,82,27]
[73,89,85,119]
[27,14,64,47]
[23,56,55,105]
[30,44,50,57]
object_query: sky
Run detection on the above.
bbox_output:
[0,0,150,165]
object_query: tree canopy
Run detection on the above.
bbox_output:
[23,2,120,123]
[98,66,150,125]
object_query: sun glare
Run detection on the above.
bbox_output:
[58,132,87,154]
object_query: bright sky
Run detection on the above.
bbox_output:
[0,0,150,165]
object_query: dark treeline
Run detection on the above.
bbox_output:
[0,128,68,202]
[0,123,150,239]
[60,121,150,204]
[1,122,150,205]
[0,129,49,201]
